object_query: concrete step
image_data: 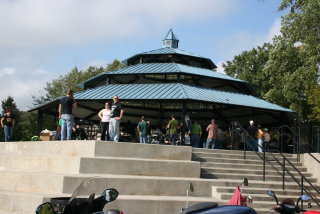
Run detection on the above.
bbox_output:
[192,148,295,157]
[201,161,307,171]
[0,141,192,161]
[0,141,97,156]
[0,172,64,194]
[201,172,318,183]
[79,157,200,177]
[193,151,298,162]
[201,166,313,177]
[0,156,200,177]
[216,186,320,197]
[193,156,303,167]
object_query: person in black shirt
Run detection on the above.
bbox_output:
[58,89,77,140]
[1,110,15,142]
[246,120,257,151]
[109,95,124,142]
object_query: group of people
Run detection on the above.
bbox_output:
[232,120,271,152]
[59,90,124,142]
[54,89,272,151]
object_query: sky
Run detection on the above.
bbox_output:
[0,0,285,111]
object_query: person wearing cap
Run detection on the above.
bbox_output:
[98,101,111,141]
[1,110,15,142]
[58,89,77,140]
[109,95,124,142]
[246,120,257,151]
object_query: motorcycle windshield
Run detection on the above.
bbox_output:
[68,177,105,203]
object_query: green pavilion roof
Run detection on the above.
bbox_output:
[74,83,293,113]
[78,63,244,89]
[122,47,217,69]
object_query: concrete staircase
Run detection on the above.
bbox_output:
[0,141,318,214]
[192,148,320,213]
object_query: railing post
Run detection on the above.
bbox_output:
[301,176,304,210]
[263,150,266,182]
[282,156,285,190]
[280,126,283,153]
[244,132,246,159]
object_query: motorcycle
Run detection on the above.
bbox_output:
[180,178,257,214]
[267,190,320,214]
[35,177,123,214]
[180,202,257,214]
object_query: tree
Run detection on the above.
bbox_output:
[223,43,273,97]
[222,0,320,121]
[278,0,320,120]
[32,59,126,106]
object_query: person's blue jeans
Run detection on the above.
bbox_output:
[170,133,178,145]
[4,125,12,142]
[246,138,256,151]
[191,134,200,148]
[61,114,74,141]
[140,134,148,144]
[206,138,216,149]
[109,118,121,142]
[214,139,221,149]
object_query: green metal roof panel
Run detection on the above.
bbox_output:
[74,83,293,112]
[122,47,212,65]
[140,47,203,58]
[77,63,244,88]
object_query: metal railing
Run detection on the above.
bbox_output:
[229,122,320,206]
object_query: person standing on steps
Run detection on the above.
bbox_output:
[247,120,257,151]
[1,109,15,142]
[109,96,124,142]
[167,115,182,145]
[137,116,149,144]
[98,101,111,141]
[257,125,264,152]
[59,89,77,141]
[206,119,218,149]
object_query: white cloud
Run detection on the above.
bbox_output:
[0,67,16,77]
[0,0,239,110]
[0,67,54,111]
[217,18,282,63]
[0,0,236,50]
[216,61,226,74]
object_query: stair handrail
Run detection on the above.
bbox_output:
[230,122,320,206]
[277,124,320,164]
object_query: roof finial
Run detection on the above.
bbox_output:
[163,29,179,48]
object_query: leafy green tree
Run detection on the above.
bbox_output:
[18,111,38,141]
[32,59,126,106]
[223,43,273,97]
[223,0,320,120]
[268,0,320,119]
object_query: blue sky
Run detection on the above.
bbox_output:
[0,0,285,110]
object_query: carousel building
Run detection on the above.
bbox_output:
[32,29,296,133]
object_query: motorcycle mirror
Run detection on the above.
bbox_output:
[102,188,119,202]
[189,183,194,192]
[243,177,249,186]
[35,202,56,214]
[267,190,275,197]
[301,195,311,201]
